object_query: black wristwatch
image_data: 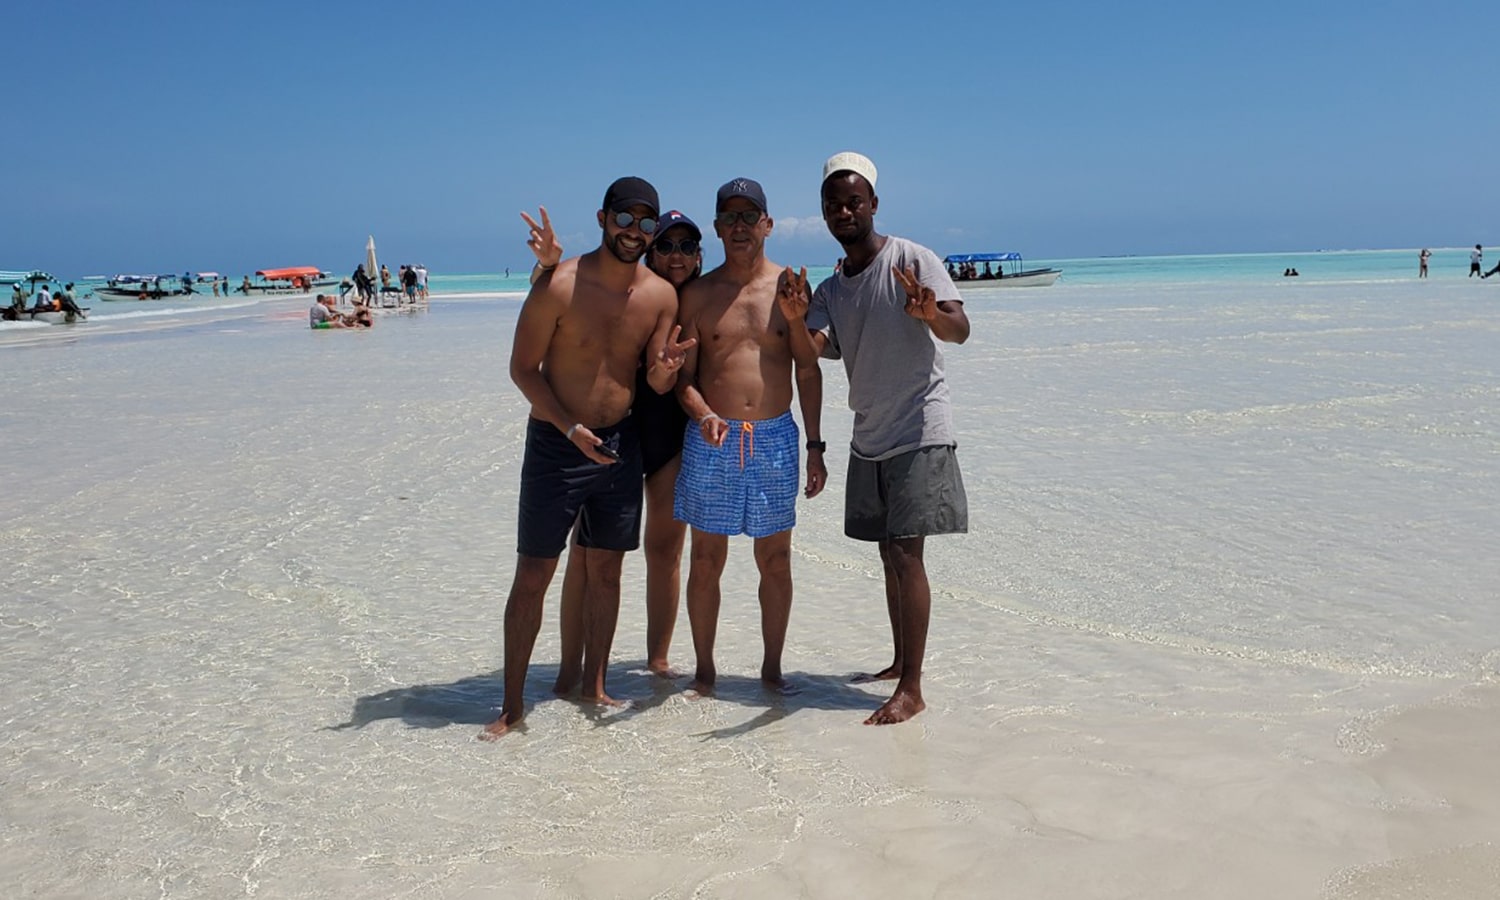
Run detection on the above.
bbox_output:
[806,440,827,452]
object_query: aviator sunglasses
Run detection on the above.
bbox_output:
[612,211,659,234]
[653,237,700,256]
[714,209,764,228]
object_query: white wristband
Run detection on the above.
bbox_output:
[699,413,723,425]
[566,423,582,440]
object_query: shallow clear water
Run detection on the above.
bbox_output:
[4,271,1500,898]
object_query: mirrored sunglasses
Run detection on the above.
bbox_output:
[612,211,659,234]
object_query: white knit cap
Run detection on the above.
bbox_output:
[822,151,877,188]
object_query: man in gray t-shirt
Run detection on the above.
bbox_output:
[787,151,971,727]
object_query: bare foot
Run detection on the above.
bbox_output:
[478,711,523,741]
[762,676,802,696]
[863,690,925,725]
[850,664,901,684]
[647,661,683,679]
[686,677,716,699]
[552,665,582,697]
[581,690,630,709]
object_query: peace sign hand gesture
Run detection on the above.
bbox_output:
[654,325,697,376]
[520,206,563,269]
[776,266,811,321]
[893,264,938,322]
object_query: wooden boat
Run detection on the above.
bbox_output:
[240,266,340,294]
[95,274,187,300]
[944,252,1061,287]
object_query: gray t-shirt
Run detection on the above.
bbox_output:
[807,235,962,460]
[309,302,335,327]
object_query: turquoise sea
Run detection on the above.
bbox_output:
[2,247,1489,343]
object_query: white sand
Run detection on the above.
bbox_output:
[3,281,1500,898]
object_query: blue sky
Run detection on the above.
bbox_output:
[6,1,1495,277]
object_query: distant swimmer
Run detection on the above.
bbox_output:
[1283,268,1299,277]
[1471,245,1483,278]
[1419,248,1431,278]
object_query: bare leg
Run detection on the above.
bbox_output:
[642,455,686,677]
[552,522,586,695]
[864,537,929,725]
[685,529,728,696]
[851,541,903,683]
[580,548,627,707]
[753,530,796,692]
[480,554,560,740]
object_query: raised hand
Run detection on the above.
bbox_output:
[655,325,696,376]
[521,206,563,269]
[893,264,937,322]
[776,266,810,321]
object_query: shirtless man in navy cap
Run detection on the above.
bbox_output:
[482,176,695,739]
[673,177,827,698]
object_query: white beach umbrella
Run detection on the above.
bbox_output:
[365,235,378,282]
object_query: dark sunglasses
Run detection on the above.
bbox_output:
[714,209,764,227]
[653,238,700,256]
[612,211,658,234]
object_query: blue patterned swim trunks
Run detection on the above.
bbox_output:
[674,410,800,538]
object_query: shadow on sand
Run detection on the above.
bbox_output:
[328,662,885,738]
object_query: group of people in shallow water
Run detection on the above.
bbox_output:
[308,293,373,329]
[481,152,973,740]
[345,262,428,306]
[5,281,86,321]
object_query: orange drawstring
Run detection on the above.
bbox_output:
[737,421,755,469]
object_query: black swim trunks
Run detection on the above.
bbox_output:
[633,365,688,479]
[516,416,644,558]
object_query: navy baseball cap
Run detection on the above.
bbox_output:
[715,177,767,213]
[602,176,660,215]
[653,210,701,241]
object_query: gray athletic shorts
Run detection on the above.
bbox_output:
[844,445,968,542]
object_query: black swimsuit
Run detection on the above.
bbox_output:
[633,364,688,478]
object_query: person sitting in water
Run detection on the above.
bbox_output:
[342,305,374,328]
[309,294,346,329]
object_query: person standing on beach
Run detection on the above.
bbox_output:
[787,151,970,726]
[482,177,694,740]
[523,206,704,687]
[672,177,827,697]
[1419,248,1431,278]
[1470,245,1483,277]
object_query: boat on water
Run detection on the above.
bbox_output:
[944,252,1061,287]
[4,269,87,323]
[95,274,188,300]
[23,306,89,324]
[240,266,339,294]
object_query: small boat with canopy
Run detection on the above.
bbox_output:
[943,252,1061,287]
